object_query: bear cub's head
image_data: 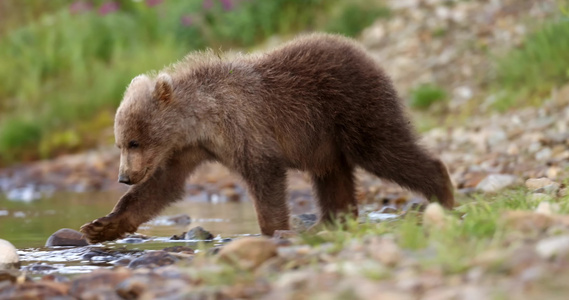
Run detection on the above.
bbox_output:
[114,73,178,185]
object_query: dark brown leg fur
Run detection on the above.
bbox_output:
[312,155,358,224]
[242,160,290,236]
[358,144,454,209]
[80,148,208,243]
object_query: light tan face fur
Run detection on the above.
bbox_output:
[114,74,174,185]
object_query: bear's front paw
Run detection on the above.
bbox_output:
[79,214,137,244]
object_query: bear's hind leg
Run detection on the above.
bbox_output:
[358,143,454,209]
[311,155,358,225]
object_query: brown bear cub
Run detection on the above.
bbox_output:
[80,33,454,243]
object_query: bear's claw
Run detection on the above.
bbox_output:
[80,214,137,244]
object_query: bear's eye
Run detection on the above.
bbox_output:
[128,141,140,149]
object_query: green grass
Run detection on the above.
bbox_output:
[325,2,391,37]
[296,189,569,276]
[409,83,447,110]
[491,19,569,111]
[0,0,390,165]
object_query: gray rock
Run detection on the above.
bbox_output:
[379,206,398,214]
[475,174,518,193]
[46,228,88,247]
[0,239,20,270]
[536,235,569,259]
[290,213,318,231]
[184,226,214,240]
[128,251,179,269]
[25,263,57,273]
[526,177,560,195]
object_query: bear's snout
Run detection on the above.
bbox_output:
[118,174,132,185]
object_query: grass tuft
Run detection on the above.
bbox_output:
[409,84,447,110]
[491,19,569,110]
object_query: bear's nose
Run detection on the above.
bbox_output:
[118,175,132,185]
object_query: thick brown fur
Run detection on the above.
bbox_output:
[80,33,454,243]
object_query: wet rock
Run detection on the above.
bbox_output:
[125,234,150,240]
[218,237,278,270]
[0,281,70,299]
[290,213,318,231]
[182,226,214,240]
[111,257,133,267]
[45,228,89,247]
[162,246,195,255]
[128,251,180,269]
[26,263,58,273]
[0,239,20,270]
[119,237,146,244]
[69,268,131,298]
[475,174,518,193]
[379,206,398,214]
[423,203,446,229]
[536,235,569,259]
[82,249,128,263]
[367,211,400,222]
[166,214,192,226]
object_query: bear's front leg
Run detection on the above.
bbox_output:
[80,148,208,243]
[79,209,138,243]
[80,166,186,243]
[242,160,290,236]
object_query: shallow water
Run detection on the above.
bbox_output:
[0,190,261,275]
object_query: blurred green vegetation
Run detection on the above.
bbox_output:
[491,19,569,111]
[409,83,447,110]
[0,0,388,165]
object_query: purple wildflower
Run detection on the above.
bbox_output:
[203,0,214,10]
[145,0,164,7]
[98,1,120,16]
[181,15,194,27]
[69,1,93,15]
[220,0,234,11]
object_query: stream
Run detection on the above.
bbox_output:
[0,190,262,276]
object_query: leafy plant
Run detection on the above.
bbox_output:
[409,84,447,110]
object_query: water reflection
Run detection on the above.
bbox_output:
[0,190,260,249]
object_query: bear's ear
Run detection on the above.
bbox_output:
[130,74,150,85]
[153,73,173,104]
